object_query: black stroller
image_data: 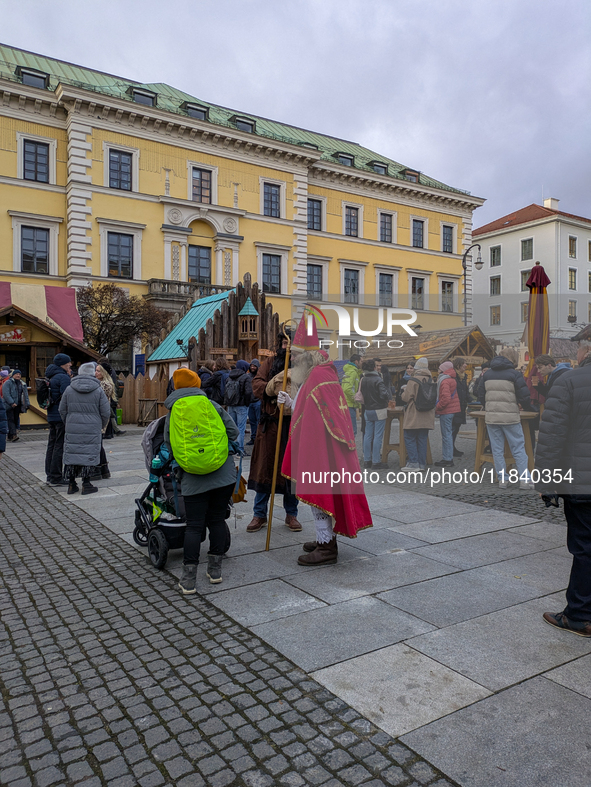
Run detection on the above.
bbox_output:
[134,416,231,569]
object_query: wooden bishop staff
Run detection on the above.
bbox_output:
[265,320,297,551]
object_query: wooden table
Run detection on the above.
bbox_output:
[381,406,433,466]
[470,410,538,473]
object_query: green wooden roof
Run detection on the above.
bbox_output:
[147,289,234,363]
[0,43,470,195]
[238,297,259,317]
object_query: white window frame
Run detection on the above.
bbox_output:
[437,273,460,313]
[406,269,432,310]
[9,211,62,277]
[97,217,145,280]
[521,236,534,261]
[378,210,397,244]
[440,222,457,254]
[16,132,57,185]
[102,141,140,192]
[520,269,531,292]
[490,244,502,267]
[306,255,330,299]
[255,242,290,295]
[307,195,327,232]
[490,275,501,297]
[568,299,577,319]
[520,302,529,323]
[342,201,364,239]
[410,215,429,250]
[338,259,367,303]
[259,177,286,219]
[588,302,591,323]
[569,235,578,259]
[373,264,401,308]
[187,160,218,204]
[569,267,578,291]
[490,304,501,326]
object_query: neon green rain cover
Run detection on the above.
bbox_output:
[169,396,229,475]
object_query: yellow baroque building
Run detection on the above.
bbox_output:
[0,43,485,364]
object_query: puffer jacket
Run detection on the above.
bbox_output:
[341,362,362,408]
[478,356,532,425]
[360,371,390,410]
[534,356,591,498]
[45,363,71,423]
[436,370,461,415]
[59,375,110,467]
[2,377,30,411]
[536,362,572,399]
[401,369,435,430]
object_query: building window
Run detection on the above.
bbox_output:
[234,117,255,133]
[108,149,133,191]
[569,268,577,290]
[441,280,454,312]
[336,153,354,167]
[22,139,50,183]
[262,253,281,293]
[184,103,208,120]
[569,300,577,320]
[107,232,133,279]
[379,213,393,244]
[569,236,577,258]
[21,226,49,274]
[263,183,281,218]
[412,219,424,248]
[307,199,322,231]
[588,240,591,262]
[411,277,425,310]
[188,246,211,284]
[132,89,156,106]
[490,276,501,296]
[490,246,501,267]
[344,269,359,304]
[192,168,212,204]
[371,162,388,175]
[490,305,501,326]
[521,238,533,261]
[589,303,591,323]
[404,170,419,183]
[521,302,529,323]
[442,225,454,254]
[520,270,531,292]
[589,271,591,293]
[18,68,49,89]
[345,206,359,237]
[307,264,323,299]
[379,273,393,307]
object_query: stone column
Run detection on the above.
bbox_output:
[65,110,93,287]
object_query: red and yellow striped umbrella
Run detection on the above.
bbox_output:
[524,262,550,401]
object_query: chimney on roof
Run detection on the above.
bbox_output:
[544,197,560,210]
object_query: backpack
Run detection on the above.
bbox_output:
[224,376,242,407]
[35,377,52,409]
[169,395,229,474]
[414,379,437,411]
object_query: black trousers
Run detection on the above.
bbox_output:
[564,499,591,622]
[183,483,234,565]
[45,422,66,482]
[6,406,19,437]
[451,411,466,446]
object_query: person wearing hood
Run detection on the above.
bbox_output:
[164,367,239,593]
[401,357,435,471]
[224,359,252,450]
[533,355,573,400]
[478,350,534,489]
[202,358,230,405]
[434,361,461,468]
[247,359,261,445]
[2,370,30,442]
[197,360,215,387]
[341,354,362,437]
[45,353,72,486]
[59,362,111,495]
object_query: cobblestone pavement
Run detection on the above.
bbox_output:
[0,454,458,787]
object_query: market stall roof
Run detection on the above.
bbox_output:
[147,289,234,363]
[0,282,84,342]
[570,324,591,342]
[550,337,580,360]
[364,325,495,370]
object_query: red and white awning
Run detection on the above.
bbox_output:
[0,282,84,343]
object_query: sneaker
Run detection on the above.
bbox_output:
[115,430,127,436]
[519,480,535,490]
[178,564,197,594]
[400,463,420,472]
[247,439,255,445]
[543,611,591,637]
[372,462,389,470]
[434,460,454,468]
[498,480,508,489]
[363,461,372,469]
[453,448,464,457]
[81,482,99,495]
[206,554,223,584]
[47,479,68,487]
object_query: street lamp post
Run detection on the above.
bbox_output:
[462,243,483,327]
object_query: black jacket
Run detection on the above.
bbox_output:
[536,363,572,399]
[224,368,252,407]
[534,356,591,499]
[202,369,229,405]
[360,371,390,410]
[45,364,72,424]
[0,399,7,453]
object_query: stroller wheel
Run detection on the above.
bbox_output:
[148,529,169,570]
[133,525,148,547]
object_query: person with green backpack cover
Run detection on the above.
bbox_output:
[164,367,239,594]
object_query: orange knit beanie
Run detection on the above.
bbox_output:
[172,367,201,389]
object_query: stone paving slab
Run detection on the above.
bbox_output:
[209,579,328,626]
[543,653,591,699]
[385,510,541,543]
[485,548,574,594]
[408,595,591,691]
[250,596,436,672]
[352,527,429,554]
[506,521,568,546]
[401,676,591,787]
[312,644,491,738]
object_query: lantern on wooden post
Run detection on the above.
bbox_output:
[238,297,259,343]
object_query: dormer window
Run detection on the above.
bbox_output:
[302,142,319,149]
[184,103,208,120]
[233,117,255,133]
[131,88,157,107]
[403,169,419,183]
[336,153,354,167]
[16,67,49,90]
[370,161,388,175]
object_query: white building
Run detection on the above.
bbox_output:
[472,198,591,342]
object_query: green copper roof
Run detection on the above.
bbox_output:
[0,43,470,196]
[238,297,259,317]
[147,289,234,363]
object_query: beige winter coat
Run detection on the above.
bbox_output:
[401,369,436,430]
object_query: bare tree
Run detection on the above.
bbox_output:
[77,284,171,356]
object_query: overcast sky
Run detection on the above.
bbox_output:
[3,0,590,227]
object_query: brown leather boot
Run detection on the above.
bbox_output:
[246,516,267,533]
[302,541,318,553]
[297,537,338,566]
[285,515,302,532]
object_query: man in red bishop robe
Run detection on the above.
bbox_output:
[279,313,372,565]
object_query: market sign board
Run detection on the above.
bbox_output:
[0,326,31,343]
